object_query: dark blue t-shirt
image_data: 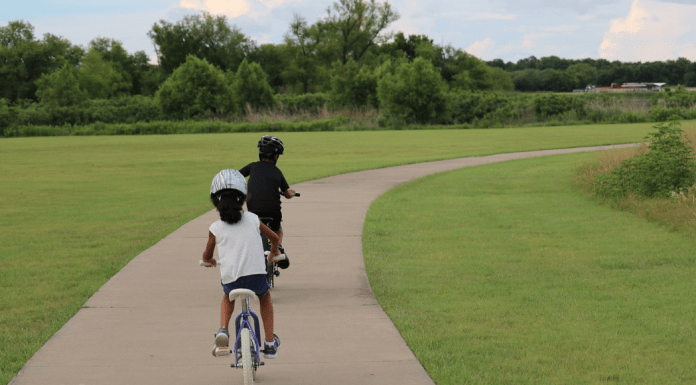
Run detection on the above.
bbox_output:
[239,161,289,213]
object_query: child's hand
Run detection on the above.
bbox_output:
[206,258,217,267]
[268,249,281,262]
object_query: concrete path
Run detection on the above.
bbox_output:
[11,145,634,385]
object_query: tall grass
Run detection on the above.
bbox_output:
[577,126,696,237]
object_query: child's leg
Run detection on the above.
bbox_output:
[221,294,235,328]
[259,292,274,343]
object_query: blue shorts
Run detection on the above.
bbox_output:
[221,274,270,298]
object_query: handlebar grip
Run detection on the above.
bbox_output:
[295,193,300,197]
[199,260,217,267]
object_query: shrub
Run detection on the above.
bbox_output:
[377,57,447,124]
[534,93,585,117]
[329,59,379,109]
[155,55,235,119]
[275,93,329,113]
[595,119,696,198]
[232,59,276,113]
[649,106,684,122]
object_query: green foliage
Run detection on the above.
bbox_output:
[35,63,87,107]
[377,57,446,124]
[324,0,400,65]
[329,59,379,108]
[445,90,525,125]
[231,59,276,112]
[488,67,515,92]
[0,21,83,102]
[155,55,234,119]
[79,49,130,99]
[595,120,696,198]
[447,52,497,91]
[534,94,585,117]
[648,106,684,122]
[275,93,329,113]
[3,116,353,137]
[148,11,251,74]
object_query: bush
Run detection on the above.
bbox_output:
[377,57,447,124]
[595,119,696,198]
[329,59,379,109]
[155,55,234,119]
[649,106,684,122]
[534,94,585,117]
[275,93,329,113]
[232,59,276,113]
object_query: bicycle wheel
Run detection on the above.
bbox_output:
[240,328,254,385]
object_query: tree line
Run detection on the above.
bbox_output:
[2,0,696,131]
[488,56,696,92]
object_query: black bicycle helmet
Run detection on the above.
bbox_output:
[258,135,284,156]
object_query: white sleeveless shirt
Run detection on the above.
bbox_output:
[209,212,266,284]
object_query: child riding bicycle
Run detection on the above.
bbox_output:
[239,135,297,257]
[201,169,282,358]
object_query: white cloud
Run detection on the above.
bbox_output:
[466,38,496,58]
[599,0,696,61]
[522,33,550,49]
[179,0,299,19]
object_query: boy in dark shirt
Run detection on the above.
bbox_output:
[239,135,297,247]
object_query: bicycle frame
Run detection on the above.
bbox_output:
[232,295,262,368]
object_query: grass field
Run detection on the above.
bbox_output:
[0,122,664,384]
[363,153,696,384]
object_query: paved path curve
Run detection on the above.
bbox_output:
[11,145,634,385]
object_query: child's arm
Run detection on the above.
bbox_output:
[260,223,280,260]
[201,231,217,267]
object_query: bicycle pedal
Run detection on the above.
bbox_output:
[213,347,231,357]
[274,271,280,277]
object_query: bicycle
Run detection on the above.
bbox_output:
[259,192,298,289]
[200,260,274,385]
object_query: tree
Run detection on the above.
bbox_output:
[447,51,494,91]
[88,37,152,95]
[510,69,544,92]
[488,67,515,91]
[323,0,400,65]
[329,59,378,108]
[248,43,291,92]
[282,13,327,93]
[384,32,432,61]
[232,58,276,112]
[377,57,446,124]
[79,49,130,99]
[0,21,83,102]
[566,63,598,87]
[148,12,252,74]
[542,69,578,92]
[35,63,87,107]
[155,55,234,119]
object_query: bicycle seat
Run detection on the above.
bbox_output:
[228,288,258,302]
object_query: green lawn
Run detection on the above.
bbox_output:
[0,123,657,384]
[363,153,696,384]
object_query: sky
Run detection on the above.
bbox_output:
[2,0,696,64]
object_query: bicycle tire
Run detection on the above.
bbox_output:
[241,328,254,385]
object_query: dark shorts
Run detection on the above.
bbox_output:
[221,274,270,298]
[252,211,282,232]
